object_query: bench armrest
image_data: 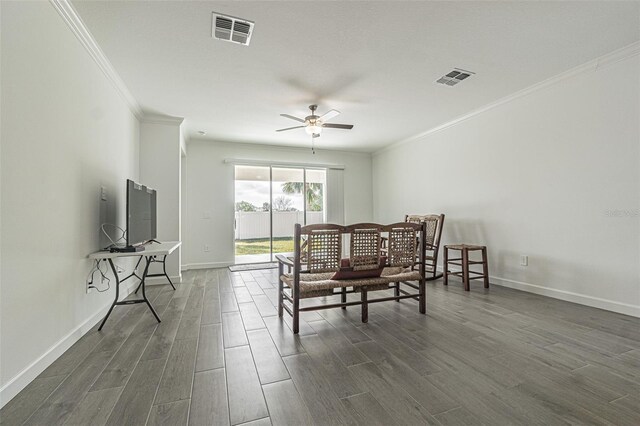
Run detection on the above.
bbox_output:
[275,254,294,268]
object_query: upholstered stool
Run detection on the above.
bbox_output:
[443,244,489,291]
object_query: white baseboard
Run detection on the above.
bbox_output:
[0,280,139,408]
[436,266,640,318]
[490,276,640,318]
[182,261,234,271]
[145,274,182,286]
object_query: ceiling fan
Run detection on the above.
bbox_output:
[276,104,354,138]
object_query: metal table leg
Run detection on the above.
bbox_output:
[140,255,161,323]
[97,256,161,330]
[162,255,176,290]
[135,255,176,294]
[122,256,143,284]
[98,259,120,331]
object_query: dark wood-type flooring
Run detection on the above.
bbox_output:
[2,268,639,425]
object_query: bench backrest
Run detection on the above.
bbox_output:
[294,222,425,273]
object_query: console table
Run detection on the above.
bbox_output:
[89,241,181,330]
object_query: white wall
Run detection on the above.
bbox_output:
[139,120,182,281]
[184,141,372,268]
[373,51,640,317]
[0,1,141,405]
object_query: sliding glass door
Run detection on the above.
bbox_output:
[271,167,304,260]
[234,165,326,264]
[305,169,326,226]
[234,166,271,263]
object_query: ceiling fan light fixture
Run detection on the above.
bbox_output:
[305,123,322,135]
[277,105,352,139]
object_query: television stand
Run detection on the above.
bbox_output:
[89,241,181,330]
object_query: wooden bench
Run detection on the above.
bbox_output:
[276,222,426,333]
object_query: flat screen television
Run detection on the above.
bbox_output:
[126,179,157,247]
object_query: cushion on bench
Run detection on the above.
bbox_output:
[331,257,386,280]
[280,266,421,298]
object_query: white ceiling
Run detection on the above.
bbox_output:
[73,1,640,152]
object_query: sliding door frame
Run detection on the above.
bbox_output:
[233,162,328,264]
[269,166,273,260]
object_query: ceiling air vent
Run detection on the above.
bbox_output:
[436,68,475,86]
[212,13,254,46]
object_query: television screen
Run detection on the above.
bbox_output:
[126,179,157,246]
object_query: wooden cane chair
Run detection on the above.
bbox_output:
[381,214,445,281]
[405,214,445,281]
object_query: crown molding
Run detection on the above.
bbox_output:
[374,40,640,156]
[140,114,185,125]
[49,0,143,119]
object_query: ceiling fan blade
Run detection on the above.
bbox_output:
[319,109,340,123]
[322,123,353,129]
[276,126,305,132]
[280,114,305,123]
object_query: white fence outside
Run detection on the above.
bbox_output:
[235,211,324,240]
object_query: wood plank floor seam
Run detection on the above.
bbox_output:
[338,390,369,400]
[236,416,270,425]
[219,269,234,426]
[236,305,278,424]
[191,365,225,374]
[609,394,631,403]
[183,281,208,425]
[259,377,291,386]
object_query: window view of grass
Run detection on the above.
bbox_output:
[235,237,294,255]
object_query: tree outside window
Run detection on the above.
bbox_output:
[281,182,323,211]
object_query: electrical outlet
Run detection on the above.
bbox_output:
[204,244,210,252]
[520,255,528,266]
[100,186,107,201]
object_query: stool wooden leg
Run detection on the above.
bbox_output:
[482,247,490,288]
[361,287,369,323]
[443,248,449,286]
[419,278,426,314]
[462,248,470,291]
[341,287,347,309]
